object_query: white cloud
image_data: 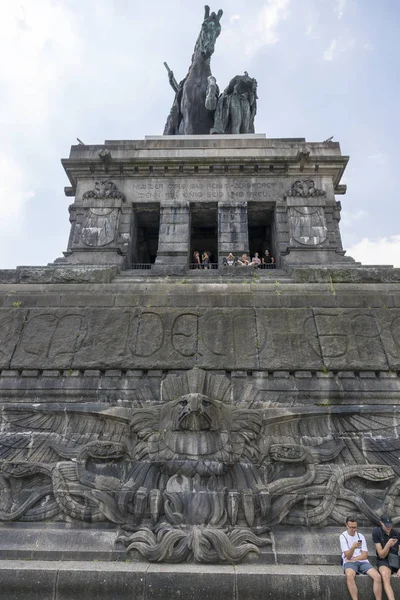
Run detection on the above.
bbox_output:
[246,0,290,55]
[0,2,81,131]
[305,7,321,40]
[230,14,241,22]
[324,39,337,61]
[323,37,355,61]
[0,156,34,231]
[335,0,347,19]
[347,236,400,267]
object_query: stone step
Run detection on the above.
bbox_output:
[0,560,397,600]
[113,268,293,284]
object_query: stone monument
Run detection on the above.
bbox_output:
[1,5,400,599]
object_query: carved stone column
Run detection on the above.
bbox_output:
[154,202,190,269]
[218,201,249,263]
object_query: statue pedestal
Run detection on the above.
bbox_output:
[2,134,400,599]
[60,135,350,271]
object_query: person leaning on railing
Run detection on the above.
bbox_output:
[201,251,211,269]
[223,252,236,266]
[193,251,201,269]
[262,249,275,268]
[249,252,261,266]
[237,253,250,266]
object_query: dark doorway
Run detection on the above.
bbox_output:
[131,204,160,265]
[190,203,218,266]
[247,203,275,261]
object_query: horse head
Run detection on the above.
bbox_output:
[196,6,223,60]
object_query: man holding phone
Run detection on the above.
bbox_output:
[340,515,382,600]
[372,514,400,600]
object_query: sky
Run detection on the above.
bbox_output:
[1,0,399,269]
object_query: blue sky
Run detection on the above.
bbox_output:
[1,0,399,268]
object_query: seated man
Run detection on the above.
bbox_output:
[262,250,275,268]
[372,515,400,600]
[237,253,250,266]
[223,252,236,266]
[340,515,382,600]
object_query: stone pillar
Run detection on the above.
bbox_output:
[274,204,289,263]
[218,202,249,263]
[154,202,190,270]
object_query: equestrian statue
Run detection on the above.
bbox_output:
[164,6,223,135]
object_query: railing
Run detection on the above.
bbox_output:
[189,263,218,270]
[129,262,277,271]
[130,263,152,270]
[223,263,276,269]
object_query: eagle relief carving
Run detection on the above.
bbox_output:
[0,369,399,563]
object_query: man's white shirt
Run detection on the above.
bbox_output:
[340,530,369,563]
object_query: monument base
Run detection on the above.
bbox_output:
[1,560,398,600]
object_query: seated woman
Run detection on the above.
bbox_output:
[237,253,250,266]
[223,252,236,266]
[249,252,261,266]
[193,251,201,269]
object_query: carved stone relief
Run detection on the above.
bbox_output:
[0,368,399,563]
[285,179,326,198]
[81,208,119,247]
[4,307,400,371]
[288,206,328,246]
[82,180,126,200]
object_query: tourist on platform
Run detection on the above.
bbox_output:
[262,250,275,269]
[237,253,250,266]
[193,251,201,269]
[340,515,382,600]
[223,252,236,266]
[372,515,400,600]
[250,252,261,266]
[201,251,211,269]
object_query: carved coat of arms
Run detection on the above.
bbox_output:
[289,206,328,246]
[81,208,119,247]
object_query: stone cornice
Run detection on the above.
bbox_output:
[62,155,348,197]
[62,138,348,196]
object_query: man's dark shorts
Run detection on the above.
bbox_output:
[377,559,398,574]
[343,561,374,574]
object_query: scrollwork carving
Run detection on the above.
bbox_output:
[285,179,326,198]
[82,180,126,200]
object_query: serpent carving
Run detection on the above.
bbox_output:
[279,464,395,526]
[0,463,58,522]
[1,369,400,564]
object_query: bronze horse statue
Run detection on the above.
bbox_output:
[164,6,223,135]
